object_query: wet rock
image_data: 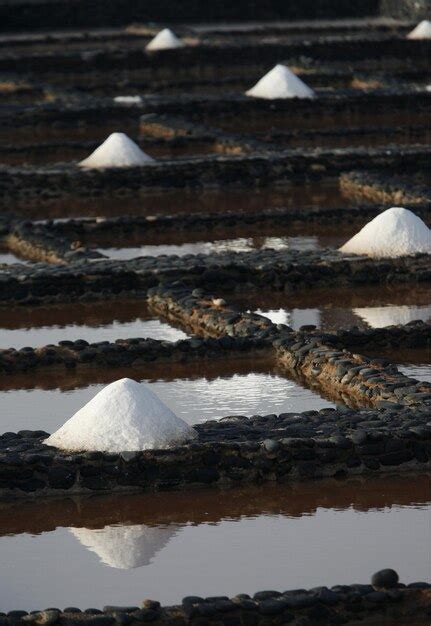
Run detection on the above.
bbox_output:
[372,569,399,589]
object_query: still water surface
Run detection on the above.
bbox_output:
[0,249,27,265]
[97,234,345,260]
[0,475,428,610]
[13,180,346,218]
[0,300,187,349]
[231,285,431,331]
[0,359,336,433]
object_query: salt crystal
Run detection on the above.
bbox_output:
[407,20,431,40]
[146,28,184,51]
[245,64,315,100]
[79,132,154,168]
[70,523,179,569]
[44,378,197,452]
[339,207,431,258]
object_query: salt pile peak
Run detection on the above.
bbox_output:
[79,133,154,168]
[339,207,431,258]
[146,28,184,51]
[245,64,315,100]
[44,378,197,452]
[407,20,431,39]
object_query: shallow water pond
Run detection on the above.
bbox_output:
[0,474,428,611]
[12,180,347,219]
[97,233,346,260]
[0,357,337,433]
[0,300,187,349]
[231,284,431,331]
[0,248,27,265]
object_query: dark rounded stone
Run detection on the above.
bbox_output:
[371,569,399,589]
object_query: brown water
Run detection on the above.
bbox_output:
[10,180,347,218]
[230,285,431,332]
[0,356,337,433]
[0,474,428,610]
[0,300,188,349]
[267,127,431,150]
[363,348,431,384]
[207,109,431,134]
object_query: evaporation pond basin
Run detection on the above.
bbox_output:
[230,284,431,331]
[0,474,429,610]
[0,300,188,349]
[0,357,337,433]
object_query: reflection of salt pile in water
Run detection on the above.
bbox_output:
[70,524,179,569]
[340,207,431,258]
[246,64,315,99]
[353,305,431,329]
[79,133,154,168]
[146,28,184,51]
[44,378,197,452]
[407,20,431,39]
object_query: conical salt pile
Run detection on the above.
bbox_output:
[245,64,315,100]
[70,523,179,569]
[146,28,184,51]
[44,378,197,452]
[79,133,154,168]
[407,20,431,39]
[339,207,431,258]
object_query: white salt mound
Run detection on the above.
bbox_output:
[44,378,197,452]
[113,96,143,104]
[146,28,184,51]
[79,133,154,168]
[339,207,431,258]
[407,20,431,39]
[245,64,315,100]
[70,524,179,569]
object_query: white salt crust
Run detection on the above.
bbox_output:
[70,524,179,569]
[245,64,315,100]
[340,207,431,258]
[354,305,431,329]
[146,28,184,51]
[407,20,431,39]
[44,378,197,452]
[79,133,154,168]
